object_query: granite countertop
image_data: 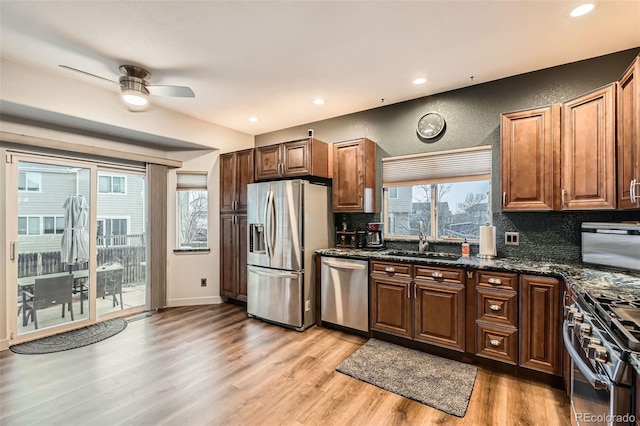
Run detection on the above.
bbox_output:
[316,248,640,299]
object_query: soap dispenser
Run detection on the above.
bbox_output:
[461,239,470,257]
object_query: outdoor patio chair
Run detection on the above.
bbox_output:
[97,268,123,309]
[23,274,74,330]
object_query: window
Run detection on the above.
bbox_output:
[43,216,65,234]
[176,172,208,249]
[18,216,42,235]
[18,171,41,192]
[97,218,129,246]
[98,175,126,193]
[383,146,492,241]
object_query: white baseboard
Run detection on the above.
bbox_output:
[166,296,224,307]
[0,337,9,352]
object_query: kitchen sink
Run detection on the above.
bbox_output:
[386,250,461,261]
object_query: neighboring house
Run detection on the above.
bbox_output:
[17,164,145,253]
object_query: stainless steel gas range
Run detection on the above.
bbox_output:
[564,291,639,425]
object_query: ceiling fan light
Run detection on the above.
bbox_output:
[122,90,148,107]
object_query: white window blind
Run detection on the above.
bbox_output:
[382,145,492,187]
[176,172,208,190]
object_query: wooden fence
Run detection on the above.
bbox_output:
[18,246,146,285]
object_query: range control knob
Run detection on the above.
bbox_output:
[587,344,608,363]
[580,323,592,336]
[573,312,584,323]
[564,306,578,319]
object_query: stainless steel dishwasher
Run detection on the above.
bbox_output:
[320,256,369,332]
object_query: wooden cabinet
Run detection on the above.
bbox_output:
[370,261,465,351]
[255,138,329,181]
[474,271,519,364]
[561,83,617,210]
[519,274,561,375]
[220,149,253,301]
[220,213,247,301]
[332,138,376,213]
[618,55,640,209]
[220,149,254,212]
[370,262,412,338]
[414,266,465,351]
[501,105,560,211]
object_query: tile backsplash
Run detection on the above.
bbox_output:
[335,210,640,264]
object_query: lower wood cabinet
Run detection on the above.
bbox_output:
[476,321,518,364]
[370,261,412,338]
[220,213,247,301]
[370,261,465,352]
[520,274,561,375]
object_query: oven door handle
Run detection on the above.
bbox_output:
[563,320,610,391]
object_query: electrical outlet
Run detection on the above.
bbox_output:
[201,278,207,287]
[505,232,520,246]
[305,300,311,311]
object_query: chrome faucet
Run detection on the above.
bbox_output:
[418,220,428,253]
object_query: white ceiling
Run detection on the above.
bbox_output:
[1,1,639,137]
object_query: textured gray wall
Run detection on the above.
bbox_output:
[256,47,640,263]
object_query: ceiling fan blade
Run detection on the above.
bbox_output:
[147,85,195,98]
[59,65,119,84]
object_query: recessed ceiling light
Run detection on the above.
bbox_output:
[413,77,427,85]
[570,3,595,17]
[313,98,325,105]
[248,116,259,122]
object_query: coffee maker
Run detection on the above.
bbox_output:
[365,222,385,249]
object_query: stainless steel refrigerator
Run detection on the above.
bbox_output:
[247,179,332,331]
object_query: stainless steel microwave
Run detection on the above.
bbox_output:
[581,222,640,271]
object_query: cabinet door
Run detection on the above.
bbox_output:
[618,56,640,209]
[236,214,248,301]
[255,144,281,180]
[370,275,412,338]
[414,280,465,351]
[520,274,561,375]
[501,105,559,211]
[220,214,237,298]
[333,140,365,211]
[282,140,311,176]
[562,84,617,210]
[220,153,237,212]
[236,150,254,211]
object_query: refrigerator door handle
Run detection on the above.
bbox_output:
[267,189,276,262]
[248,266,298,280]
[263,189,272,259]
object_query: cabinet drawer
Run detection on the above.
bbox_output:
[477,271,518,291]
[477,288,517,327]
[476,322,518,365]
[371,261,412,278]
[414,266,464,284]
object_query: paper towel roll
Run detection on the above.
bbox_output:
[479,225,496,258]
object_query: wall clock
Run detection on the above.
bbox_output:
[417,112,446,140]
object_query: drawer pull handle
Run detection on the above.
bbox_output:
[431,272,443,278]
[489,339,501,347]
[487,278,502,285]
[384,267,395,273]
[489,304,501,312]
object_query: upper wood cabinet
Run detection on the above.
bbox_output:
[501,105,560,211]
[332,138,376,212]
[220,149,254,212]
[255,138,329,181]
[561,83,617,210]
[618,55,640,209]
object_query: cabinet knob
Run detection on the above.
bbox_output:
[502,192,506,208]
[489,339,501,347]
[384,267,395,273]
[487,278,502,285]
[561,189,567,208]
[489,304,501,312]
[431,272,443,278]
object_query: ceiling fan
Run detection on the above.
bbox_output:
[59,64,195,111]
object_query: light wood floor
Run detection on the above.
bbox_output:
[0,303,570,426]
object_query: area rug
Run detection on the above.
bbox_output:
[336,339,477,417]
[10,318,127,355]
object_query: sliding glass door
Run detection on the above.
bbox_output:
[95,169,147,317]
[13,158,93,336]
[6,153,148,343]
